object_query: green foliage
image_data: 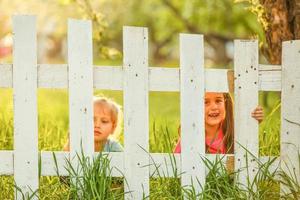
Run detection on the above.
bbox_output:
[0,0,266,65]
[0,89,296,199]
[259,101,281,156]
[149,92,179,153]
[107,0,264,64]
[278,159,300,199]
[235,0,269,31]
[14,185,39,200]
[0,89,13,150]
[37,89,69,151]
[39,176,69,199]
[148,149,298,200]
[0,176,14,199]
[259,92,281,156]
[63,151,124,199]
[149,133,182,199]
[199,156,246,199]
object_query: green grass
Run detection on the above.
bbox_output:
[0,89,295,199]
[2,153,299,199]
[0,176,14,200]
[62,151,125,199]
[259,91,281,156]
[0,88,180,199]
[0,89,180,151]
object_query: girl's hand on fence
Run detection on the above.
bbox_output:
[251,105,264,123]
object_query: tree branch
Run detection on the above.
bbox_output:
[160,0,234,42]
[160,0,233,64]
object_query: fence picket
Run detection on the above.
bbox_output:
[234,40,259,189]
[13,15,39,199]
[281,40,300,194]
[68,19,94,166]
[123,26,149,199]
[180,33,205,197]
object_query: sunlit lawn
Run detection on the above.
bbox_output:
[0,88,282,199]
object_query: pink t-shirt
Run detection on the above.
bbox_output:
[173,129,226,154]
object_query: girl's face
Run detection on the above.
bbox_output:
[93,103,115,143]
[205,92,226,129]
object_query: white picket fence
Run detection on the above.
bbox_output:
[0,15,299,200]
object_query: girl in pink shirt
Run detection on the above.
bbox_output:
[174,92,263,154]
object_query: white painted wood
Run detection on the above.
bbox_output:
[149,67,179,91]
[0,150,280,179]
[259,64,281,71]
[40,151,69,176]
[94,66,123,90]
[0,64,12,88]
[123,26,149,200]
[68,19,94,167]
[149,154,280,177]
[259,65,281,91]
[259,156,280,175]
[149,153,181,178]
[38,64,68,88]
[205,69,229,92]
[12,15,39,199]
[1,64,283,91]
[234,40,259,189]
[94,66,180,91]
[180,33,205,197]
[0,151,13,175]
[280,40,300,194]
[39,151,125,177]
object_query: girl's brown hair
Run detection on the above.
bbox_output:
[176,93,234,154]
[222,93,234,154]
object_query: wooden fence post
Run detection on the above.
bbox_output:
[234,40,259,189]
[123,26,149,199]
[68,19,94,170]
[281,40,300,195]
[13,15,38,199]
[180,33,205,197]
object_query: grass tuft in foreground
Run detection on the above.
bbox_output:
[59,151,125,200]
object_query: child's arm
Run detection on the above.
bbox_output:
[251,105,264,123]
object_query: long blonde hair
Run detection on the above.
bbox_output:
[93,96,123,140]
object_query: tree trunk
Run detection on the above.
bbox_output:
[260,0,300,64]
[287,0,300,38]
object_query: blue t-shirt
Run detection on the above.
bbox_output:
[103,139,123,152]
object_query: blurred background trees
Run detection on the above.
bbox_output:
[1,0,297,66]
[0,0,269,66]
[0,0,292,156]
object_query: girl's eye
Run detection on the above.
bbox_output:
[216,99,224,104]
[102,120,109,123]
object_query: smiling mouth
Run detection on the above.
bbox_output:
[94,131,102,136]
[208,113,220,117]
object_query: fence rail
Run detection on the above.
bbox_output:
[0,64,281,91]
[0,151,280,177]
[0,15,299,200]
